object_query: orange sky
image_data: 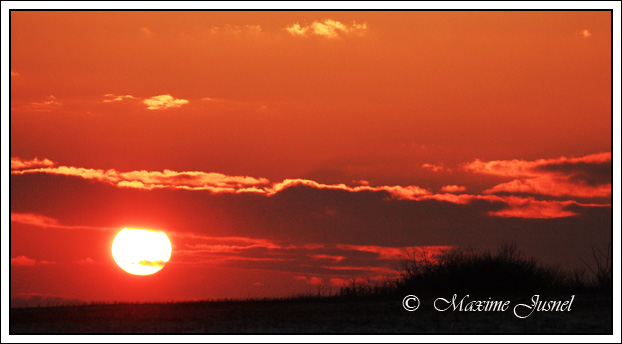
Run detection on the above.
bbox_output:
[9,11,612,303]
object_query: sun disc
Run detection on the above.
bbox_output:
[111,228,172,275]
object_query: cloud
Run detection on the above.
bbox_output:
[11,256,55,266]
[440,185,466,193]
[143,94,189,110]
[463,152,610,178]
[118,170,269,190]
[246,25,262,34]
[102,94,137,102]
[11,157,55,170]
[102,93,193,110]
[102,93,192,111]
[12,156,608,219]
[286,23,306,36]
[180,236,281,254]
[11,256,36,266]
[209,24,262,35]
[310,254,345,262]
[268,178,430,200]
[484,178,611,198]
[200,97,225,102]
[14,95,62,112]
[286,20,367,38]
[11,160,270,193]
[11,212,115,231]
[422,163,451,172]
[11,159,429,198]
[12,165,119,183]
[416,193,606,219]
[488,197,581,219]
[138,260,166,267]
[335,245,452,261]
[11,213,59,227]
[464,152,611,198]
[167,231,454,278]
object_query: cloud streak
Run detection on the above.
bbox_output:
[11,212,116,231]
[11,158,269,193]
[176,237,450,279]
[464,152,611,198]
[268,178,431,200]
[11,153,610,219]
[12,95,62,112]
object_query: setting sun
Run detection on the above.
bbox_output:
[111,228,172,275]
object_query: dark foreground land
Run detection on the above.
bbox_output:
[10,291,612,334]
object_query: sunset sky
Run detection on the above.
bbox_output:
[8,10,614,303]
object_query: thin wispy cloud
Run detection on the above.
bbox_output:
[487,197,586,219]
[417,193,607,219]
[10,212,116,232]
[13,95,63,112]
[210,24,262,35]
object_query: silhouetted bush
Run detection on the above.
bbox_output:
[339,242,610,298]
